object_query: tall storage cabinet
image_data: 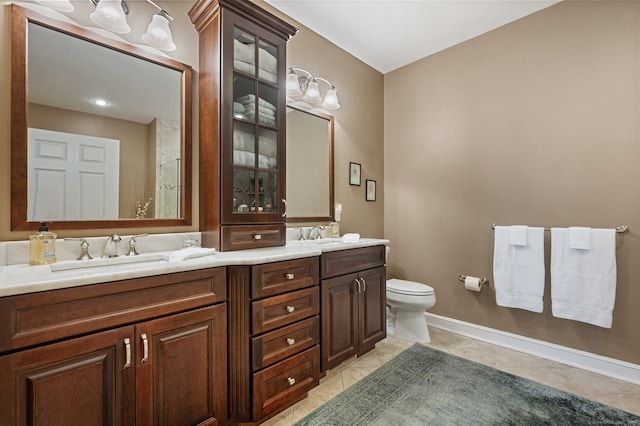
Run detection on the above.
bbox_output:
[189,0,297,251]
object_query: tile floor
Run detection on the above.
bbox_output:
[263,326,640,425]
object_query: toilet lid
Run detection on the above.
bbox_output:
[387,279,434,296]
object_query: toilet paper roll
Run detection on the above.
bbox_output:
[465,276,482,292]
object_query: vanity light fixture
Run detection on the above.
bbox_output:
[287,67,341,110]
[87,0,175,51]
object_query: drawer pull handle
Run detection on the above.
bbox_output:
[361,277,367,293]
[254,234,262,240]
[286,338,295,346]
[123,338,131,369]
[286,305,295,313]
[287,377,296,386]
[286,273,295,280]
[141,333,149,364]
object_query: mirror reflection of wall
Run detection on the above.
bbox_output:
[285,106,333,220]
[26,21,182,221]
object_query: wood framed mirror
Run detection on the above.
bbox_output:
[11,4,192,231]
[285,105,334,223]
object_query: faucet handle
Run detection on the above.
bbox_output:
[126,234,148,256]
[64,238,93,260]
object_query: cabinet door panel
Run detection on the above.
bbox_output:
[321,273,358,371]
[359,267,387,353]
[0,326,134,426]
[136,305,227,426]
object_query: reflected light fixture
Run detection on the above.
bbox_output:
[286,67,341,110]
[35,0,74,12]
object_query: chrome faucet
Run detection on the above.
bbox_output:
[309,226,325,240]
[103,234,121,258]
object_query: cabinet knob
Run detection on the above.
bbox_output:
[286,305,295,313]
[286,337,295,346]
[253,234,262,240]
[287,377,296,386]
[286,273,295,280]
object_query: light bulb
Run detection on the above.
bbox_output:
[286,70,302,96]
[321,88,340,110]
[142,12,176,51]
[303,79,322,103]
[90,0,130,34]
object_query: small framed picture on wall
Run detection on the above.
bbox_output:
[349,162,361,186]
[366,179,376,201]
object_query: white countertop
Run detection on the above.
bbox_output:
[0,238,388,298]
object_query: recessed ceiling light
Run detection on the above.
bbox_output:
[93,99,109,107]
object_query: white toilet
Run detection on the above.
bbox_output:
[386,278,436,343]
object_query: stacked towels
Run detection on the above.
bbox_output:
[235,94,276,126]
[233,126,277,169]
[493,226,546,313]
[233,40,278,83]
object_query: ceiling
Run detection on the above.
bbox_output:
[264,0,560,74]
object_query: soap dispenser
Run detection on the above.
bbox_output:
[29,222,57,265]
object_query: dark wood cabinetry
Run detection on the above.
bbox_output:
[320,246,387,371]
[189,0,297,251]
[0,268,228,425]
[228,256,320,424]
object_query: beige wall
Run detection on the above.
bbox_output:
[384,1,640,364]
[260,2,385,238]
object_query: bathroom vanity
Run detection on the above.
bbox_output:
[0,237,388,425]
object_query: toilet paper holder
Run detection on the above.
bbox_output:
[458,275,489,286]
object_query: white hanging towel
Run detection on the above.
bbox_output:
[550,228,617,328]
[493,226,545,312]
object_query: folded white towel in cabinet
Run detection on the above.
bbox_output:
[493,226,545,312]
[551,228,616,328]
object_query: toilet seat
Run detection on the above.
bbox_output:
[387,279,434,296]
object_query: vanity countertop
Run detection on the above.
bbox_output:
[0,238,389,298]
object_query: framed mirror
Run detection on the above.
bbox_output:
[285,105,334,223]
[11,4,192,231]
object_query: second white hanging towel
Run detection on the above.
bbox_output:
[550,228,617,328]
[493,226,545,312]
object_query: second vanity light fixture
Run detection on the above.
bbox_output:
[286,67,341,110]
[89,0,176,51]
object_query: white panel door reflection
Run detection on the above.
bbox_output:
[28,128,120,221]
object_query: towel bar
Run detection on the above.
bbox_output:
[490,224,629,234]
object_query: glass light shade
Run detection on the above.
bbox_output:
[321,88,340,110]
[90,0,131,34]
[303,80,322,103]
[142,13,176,51]
[286,71,303,97]
[35,0,74,12]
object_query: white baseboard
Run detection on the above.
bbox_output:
[425,312,640,386]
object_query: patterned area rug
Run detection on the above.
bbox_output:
[296,343,640,425]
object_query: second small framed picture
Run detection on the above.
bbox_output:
[366,179,376,201]
[349,162,361,186]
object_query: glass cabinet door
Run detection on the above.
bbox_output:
[230,24,282,222]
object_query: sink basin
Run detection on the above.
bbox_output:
[49,252,170,277]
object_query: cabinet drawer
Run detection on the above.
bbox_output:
[251,316,319,371]
[221,224,286,251]
[252,257,319,299]
[0,268,226,354]
[252,287,319,335]
[321,245,385,279]
[252,346,319,421]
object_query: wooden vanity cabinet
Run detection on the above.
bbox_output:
[0,268,228,426]
[320,245,387,372]
[228,257,320,424]
[189,0,297,251]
